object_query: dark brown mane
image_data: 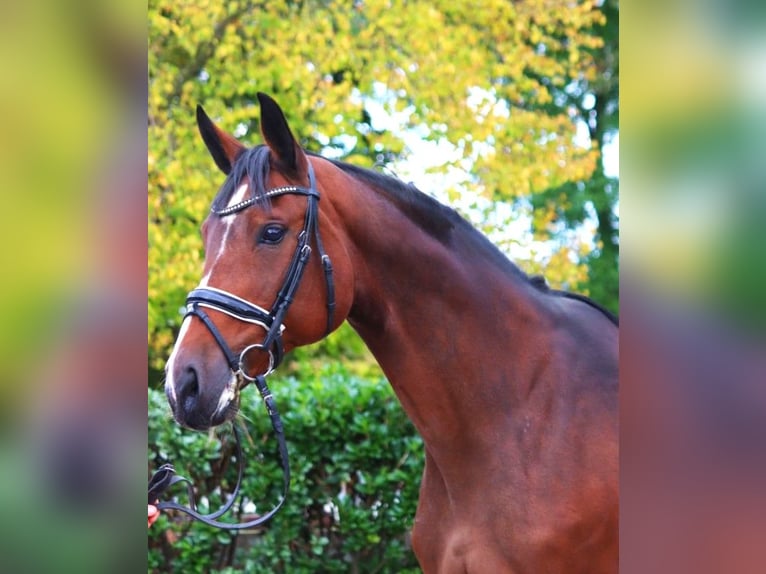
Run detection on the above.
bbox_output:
[320,156,619,325]
[320,156,536,282]
[321,157,460,241]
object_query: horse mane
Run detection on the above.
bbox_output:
[320,157,461,241]
[320,156,535,280]
[211,146,618,326]
[323,157,619,327]
[553,289,619,326]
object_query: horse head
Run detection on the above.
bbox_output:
[165,94,354,430]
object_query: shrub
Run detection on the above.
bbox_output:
[149,365,424,573]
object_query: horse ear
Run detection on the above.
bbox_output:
[196,105,245,175]
[257,92,308,177]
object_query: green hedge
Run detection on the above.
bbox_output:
[148,366,424,573]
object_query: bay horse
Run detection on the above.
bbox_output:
[164,93,618,573]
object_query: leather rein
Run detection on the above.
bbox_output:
[149,162,335,529]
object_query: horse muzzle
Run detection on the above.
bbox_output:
[166,357,241,430]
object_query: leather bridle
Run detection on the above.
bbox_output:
[187,161,334,380]
[149,161,336,529]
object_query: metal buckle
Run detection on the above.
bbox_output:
[238,343,276,380]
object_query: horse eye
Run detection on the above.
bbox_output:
[260,224,287,245]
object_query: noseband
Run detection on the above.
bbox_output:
[149,161,336,529]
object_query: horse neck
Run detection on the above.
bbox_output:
[329,175,553,452]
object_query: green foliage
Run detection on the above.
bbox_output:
[148,366,423,573]
[525,0,620,312]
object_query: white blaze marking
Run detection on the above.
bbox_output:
[211,182,248,270]
[166,183,249,397]
[227,182,249,209]
[165,315,192,401]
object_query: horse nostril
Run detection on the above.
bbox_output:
[177,365,200,413]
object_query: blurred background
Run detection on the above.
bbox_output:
[0,0,146,572]
[622,0,766,572]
